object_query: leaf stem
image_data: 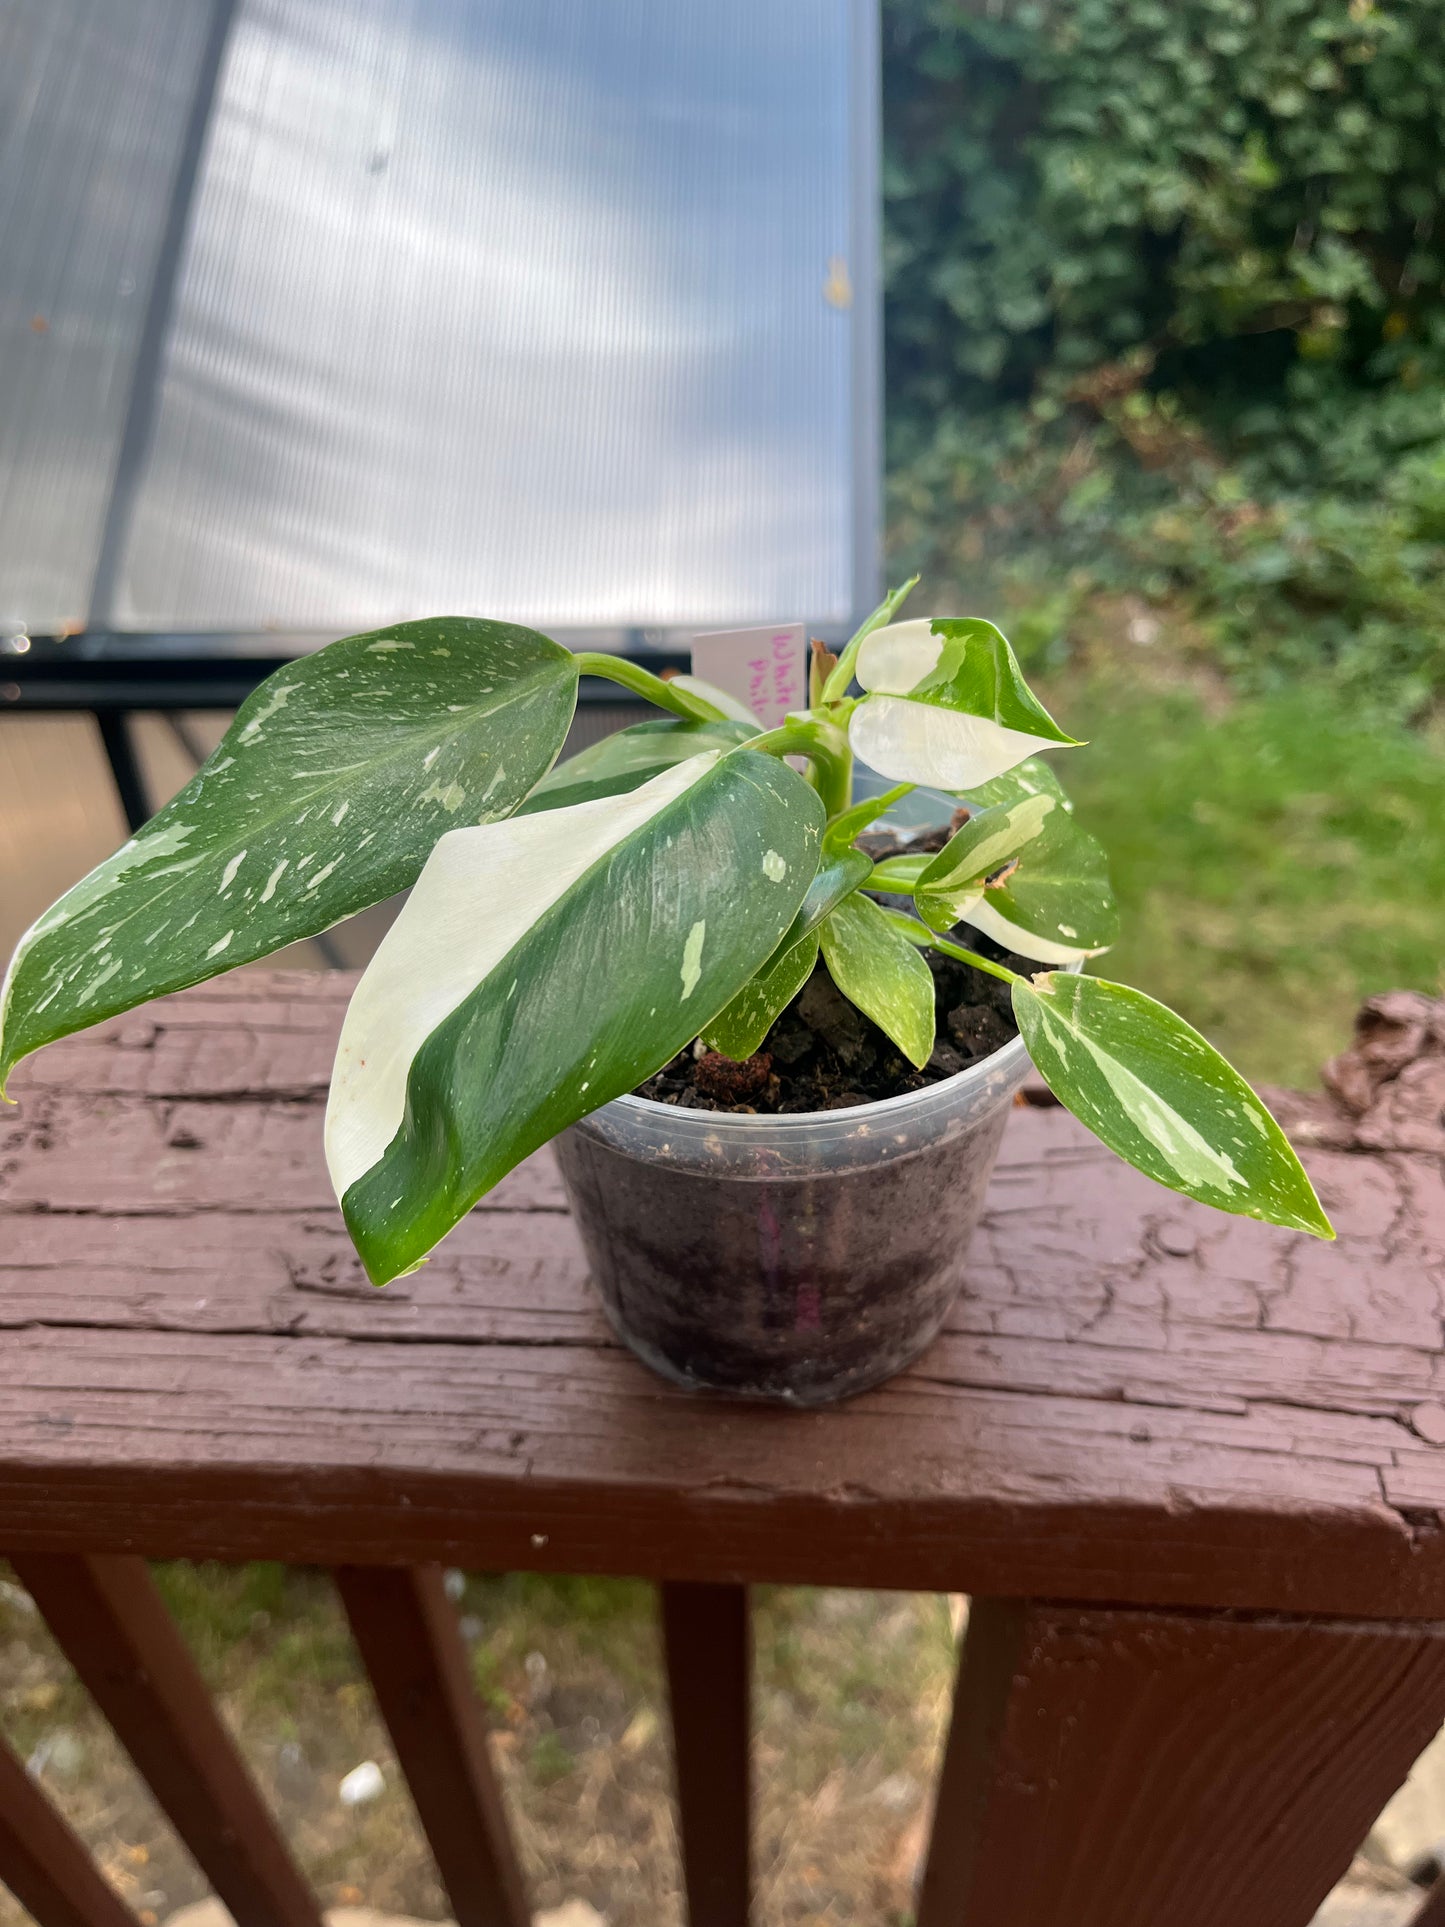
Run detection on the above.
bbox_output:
[820,576,920,705]
[573,652,727,723]
[923,930,1026,987]
[749,717,852,817]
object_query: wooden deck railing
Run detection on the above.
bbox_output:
[3,972,1445,1927]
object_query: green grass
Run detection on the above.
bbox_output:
[1047,675,1445,1087]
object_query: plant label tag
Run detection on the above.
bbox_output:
[691,623,806,730]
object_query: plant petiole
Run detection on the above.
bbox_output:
[573,651,728,724]
[923,930,1026,987]
[748,716,853,818]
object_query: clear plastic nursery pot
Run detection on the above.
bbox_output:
[554,777,1035,1406]
[554,1037,1030,1405]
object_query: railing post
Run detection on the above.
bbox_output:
[0,1726,139,1927]
[918,1599,1445,1927]
[661,1581,751,1927]
[11,1554,321,1927]
[334,1564,529,1927]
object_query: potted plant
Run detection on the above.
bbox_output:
[0,585,1331,1403]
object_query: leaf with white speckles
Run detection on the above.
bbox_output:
[328,748,823,1284]
[819,891,936,1069]
[1012,973,1333,1237]
[0,618,578,1090]
[704,931,820,1062]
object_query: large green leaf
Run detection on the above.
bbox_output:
[1,619,579,1090]
[1012,973,1333,1237]
[704,931,820,1061]
[850,617,1081,790]
[818,892,936,1069]
[914,792,1057,932]
[519,717,756,814]
[327,748,824,1283]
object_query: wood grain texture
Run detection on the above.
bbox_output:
[918,1600,1445,1927]
[10,1554,321,1927]
[661,1583,751,1927]
[335,1566,529,1927]
[4,975,1445,1616]
[0,1723,138,1927]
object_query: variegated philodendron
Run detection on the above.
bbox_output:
[0,590,1333,1284]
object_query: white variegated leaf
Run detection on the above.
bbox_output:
[327,747,824,1283]
[964,898,1105,965]
[850,616,1078,790]
[849,695,1052,791]
[1012,973,1333,1237]
[914,793,1056,932]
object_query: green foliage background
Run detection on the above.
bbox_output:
[882,0,1445,718]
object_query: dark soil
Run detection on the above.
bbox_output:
[636,824,1036,1115]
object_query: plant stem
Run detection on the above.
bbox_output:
[573,652,728,723]
[924,931,1025,987]
[749,717,853,818]
[820,576,920,705]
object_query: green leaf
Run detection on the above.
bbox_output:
[0,619,579,1092]
[821,575,920,702]
[704,931,820,1061]
[818,892,936,1069]
[969,807,1118,962]
[519,718,754,815]
[783,848,874,946]
[914,792,1057,932]
[699,838,873,1062]
[821,781,916,855]
[850,618,1081,790]
[910,620,1080,745]
[965,754,1074,813]
[1011,973,1333,1238]
[327,748,824,1283]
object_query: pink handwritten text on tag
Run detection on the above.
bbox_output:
[691,622,806,731]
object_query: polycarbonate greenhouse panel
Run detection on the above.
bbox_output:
[102,0,877,637]
[0,0,216,635]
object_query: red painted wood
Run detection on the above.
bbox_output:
[3,975,1445,1619]
[662,1582,751,1927]
[335,1565,528,1927]
[0,1726,138,1927]
[11,1554,321,1927]
[917,1600,1445,1927]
